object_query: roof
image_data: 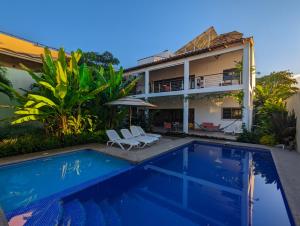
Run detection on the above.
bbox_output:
[124,26,252,73]
[175,26,218,55]
[0,31,60,63]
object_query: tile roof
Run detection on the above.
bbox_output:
[124,29,250,73]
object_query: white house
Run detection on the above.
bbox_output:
[124,27,256,134]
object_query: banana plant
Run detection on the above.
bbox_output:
[86,64,139,129]
[11,48,109,136]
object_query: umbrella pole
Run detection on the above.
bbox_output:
[129,107,132,126]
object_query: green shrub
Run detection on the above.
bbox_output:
[0,131,106,158]
[236,126,260,144]
[259,134,277,146]
[0,123,45,140]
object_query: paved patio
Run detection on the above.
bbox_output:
[0,137,299,225]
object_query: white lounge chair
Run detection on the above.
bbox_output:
[130,126,159,143]
[120,129,157,147]
[106,130,140,151]
[134,126,161,139]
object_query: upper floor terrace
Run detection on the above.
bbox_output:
[125,45,254,98]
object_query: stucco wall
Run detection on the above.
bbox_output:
[149,64,184,82]
[150,96,241,128]
[190,50,242,75]
[287,91,300,153]
[0,67,33,121]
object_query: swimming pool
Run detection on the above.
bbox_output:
[3,142,295,226]
[0,150,131,214]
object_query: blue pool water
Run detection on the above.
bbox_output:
[2,142,294,226]
[0,150,131,213]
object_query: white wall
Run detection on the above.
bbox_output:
[151,95,241,128]
[0,67,33,121]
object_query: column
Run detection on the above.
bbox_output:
[184,60,189,92]
[183,95,189,133]
[144,70,149,95]
[242,43,251,130]
[183,60,190,134]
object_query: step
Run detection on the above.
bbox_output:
[60,199,86,226]
[119,191,199,226]
[99,199,122,226]
[24,199,62,226]
[83,200,106,226]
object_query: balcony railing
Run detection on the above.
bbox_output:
[192,72,242,89]
[131,72,242,95]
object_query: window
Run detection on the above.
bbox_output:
[222,108,242,119]
[223,68,241,85]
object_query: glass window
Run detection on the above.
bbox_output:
[222,108,242,119]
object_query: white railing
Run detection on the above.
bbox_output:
[132,72,242,95]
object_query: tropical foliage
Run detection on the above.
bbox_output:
[0,65,13,99]
[85,65,138,130]
[80,51,120,68]
[0,47,138,141]
[238,71,298,148]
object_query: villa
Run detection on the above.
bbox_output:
[124,27,255,135]
[0,28,299,226]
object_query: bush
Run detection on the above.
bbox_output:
[236,126,260,144]
[0,123,44,140]
[259,134,277,146]
[0,131,107,158]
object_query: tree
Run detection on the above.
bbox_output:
[253,71,298,146]
[84,64,139,130]
[2,48,109,136]
[0,65,13,99]
[80,51,120,68]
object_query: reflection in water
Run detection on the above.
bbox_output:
[143,144,255,226]
[61,160,82,180]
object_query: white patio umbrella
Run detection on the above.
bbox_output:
[105,97,157,126]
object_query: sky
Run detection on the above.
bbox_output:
[1,0,300,76]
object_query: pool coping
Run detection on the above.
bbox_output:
[0,138,299,225]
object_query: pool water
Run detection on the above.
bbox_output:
[3,142,294,226]
[0,150,131,213]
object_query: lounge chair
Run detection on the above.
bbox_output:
[134,126,161,139]
[120,129,157,147]
[130,126,160,142]
[106,130,140,151]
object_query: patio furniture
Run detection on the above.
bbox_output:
[130,126,159,143]
[172,122,180,132]
[164,122,172,131]
[223,121,243,135]
[131,126,161,139]
[120,129,156,147]
[106,130,140,151]
[199,122,221,132]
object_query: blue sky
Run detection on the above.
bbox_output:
[1,0,300,75]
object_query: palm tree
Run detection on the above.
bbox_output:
[0,65,13,99]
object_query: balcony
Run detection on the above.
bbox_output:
[130,71,242,96]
